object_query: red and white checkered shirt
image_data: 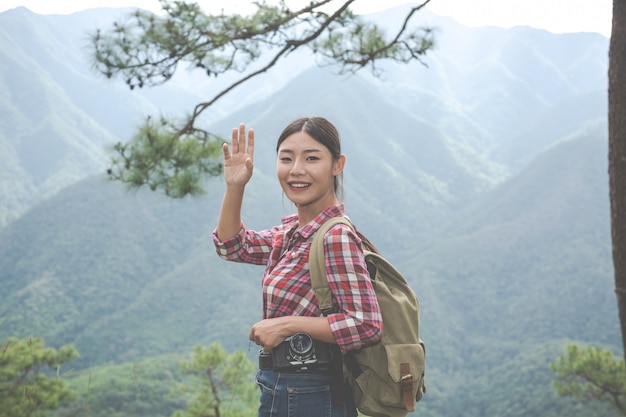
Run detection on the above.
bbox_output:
[212,204,382,353]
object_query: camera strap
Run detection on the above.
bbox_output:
[329,346,345,407]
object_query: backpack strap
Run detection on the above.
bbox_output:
[309,217,355,408]
[309,216,355,316]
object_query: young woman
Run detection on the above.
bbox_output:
[212,117,382,417]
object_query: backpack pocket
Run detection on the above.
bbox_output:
[385,343,426,403]
[349,343,425,417]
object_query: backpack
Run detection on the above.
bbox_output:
[310,216,425,417]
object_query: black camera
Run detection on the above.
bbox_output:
[266,333,333,370]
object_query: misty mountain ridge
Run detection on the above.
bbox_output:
[0,4,609,226]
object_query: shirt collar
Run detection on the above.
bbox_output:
[280,204,346,239]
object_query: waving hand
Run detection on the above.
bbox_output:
[222,123,254,188]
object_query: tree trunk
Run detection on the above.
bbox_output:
[609,0,626,362]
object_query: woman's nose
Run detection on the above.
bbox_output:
[290,158,305,175]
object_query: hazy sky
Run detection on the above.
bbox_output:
[0,0,612,37]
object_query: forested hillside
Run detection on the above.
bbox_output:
[0,4,619,417]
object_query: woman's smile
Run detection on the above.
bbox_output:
[288,182,312,189]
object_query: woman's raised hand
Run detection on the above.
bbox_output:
[223,123,254,188]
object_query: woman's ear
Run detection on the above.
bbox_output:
[333,154,346,176]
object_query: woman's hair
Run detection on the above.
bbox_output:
[276,117,344,201]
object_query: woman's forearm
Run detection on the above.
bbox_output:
[216,185,245,241]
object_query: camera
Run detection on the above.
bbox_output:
[268,333,333,370]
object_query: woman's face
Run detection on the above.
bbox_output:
[276,131,344,215]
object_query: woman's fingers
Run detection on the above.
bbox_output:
[247,127,255,163]
[238,123,246,153]
[229,123,254,157]
[231,126,239,154]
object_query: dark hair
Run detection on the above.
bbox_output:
[276,117,344,201]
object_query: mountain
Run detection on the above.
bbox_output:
[0,5,609,228]
[388,130,615,417]
[0,126,616,417]
[0,6,250,227]
[0,7,141,226]
[362,7,609,170]
[0,4,619,417]
[420,130,614,348]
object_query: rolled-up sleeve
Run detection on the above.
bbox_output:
[212,224,274,266]
[323,225,382,353]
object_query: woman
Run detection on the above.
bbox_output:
[213,117,382,417]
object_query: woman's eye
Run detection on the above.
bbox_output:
[306,156,319,161]
[280,157,292,163]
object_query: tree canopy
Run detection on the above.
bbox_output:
[551,344,626,415]
[171,342,257,417]
[0,337,79,417]
[90,0,435,197]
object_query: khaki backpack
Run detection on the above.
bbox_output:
[310,216,426,417]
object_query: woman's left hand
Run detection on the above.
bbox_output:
[249,316,336,352]
[249,317,290,352]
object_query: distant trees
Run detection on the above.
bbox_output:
[0,335,256,417]
[551,345,626,415]
[171,342,257,417]
[89,0,435,198]
[0,337,78,417]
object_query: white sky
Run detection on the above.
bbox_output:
[0,0,612,37]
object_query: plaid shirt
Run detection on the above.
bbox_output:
[212,204,382,353]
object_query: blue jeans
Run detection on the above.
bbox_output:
[255,369,357,417]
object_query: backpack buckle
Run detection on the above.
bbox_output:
[400,363,415,412]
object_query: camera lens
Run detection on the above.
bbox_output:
[289,333,313,357]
